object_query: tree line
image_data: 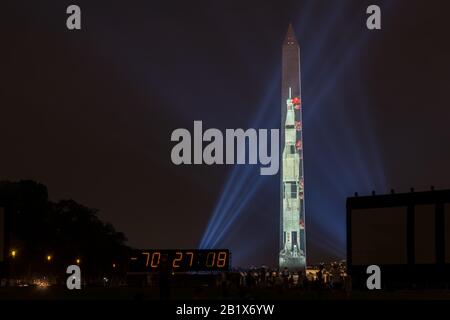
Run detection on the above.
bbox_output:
[0,180,129,280]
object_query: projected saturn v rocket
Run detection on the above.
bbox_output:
[279,24,306,270]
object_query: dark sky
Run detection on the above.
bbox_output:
[1,0,450,266]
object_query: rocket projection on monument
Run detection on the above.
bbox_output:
[279,24,307,270]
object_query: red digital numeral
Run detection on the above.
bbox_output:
[151,252,160,268]
[217,252,227,267]
[142,252,151,267]
[206,252,215,267]
[173,252,182,268]
[186,252,194,267]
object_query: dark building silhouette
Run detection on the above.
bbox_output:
[347,189,450,289]
[0,207,4,262]
[0,205,10,278]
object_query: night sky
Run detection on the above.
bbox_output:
[2,0,450,266]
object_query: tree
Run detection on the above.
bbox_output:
[0,180,129,281]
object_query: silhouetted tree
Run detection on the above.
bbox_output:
[0,180,129,281]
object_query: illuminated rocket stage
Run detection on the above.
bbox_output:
[279,24,307,270]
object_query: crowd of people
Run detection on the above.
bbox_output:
[216,264,352,297]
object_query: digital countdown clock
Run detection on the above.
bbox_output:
[128,249,231,272]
